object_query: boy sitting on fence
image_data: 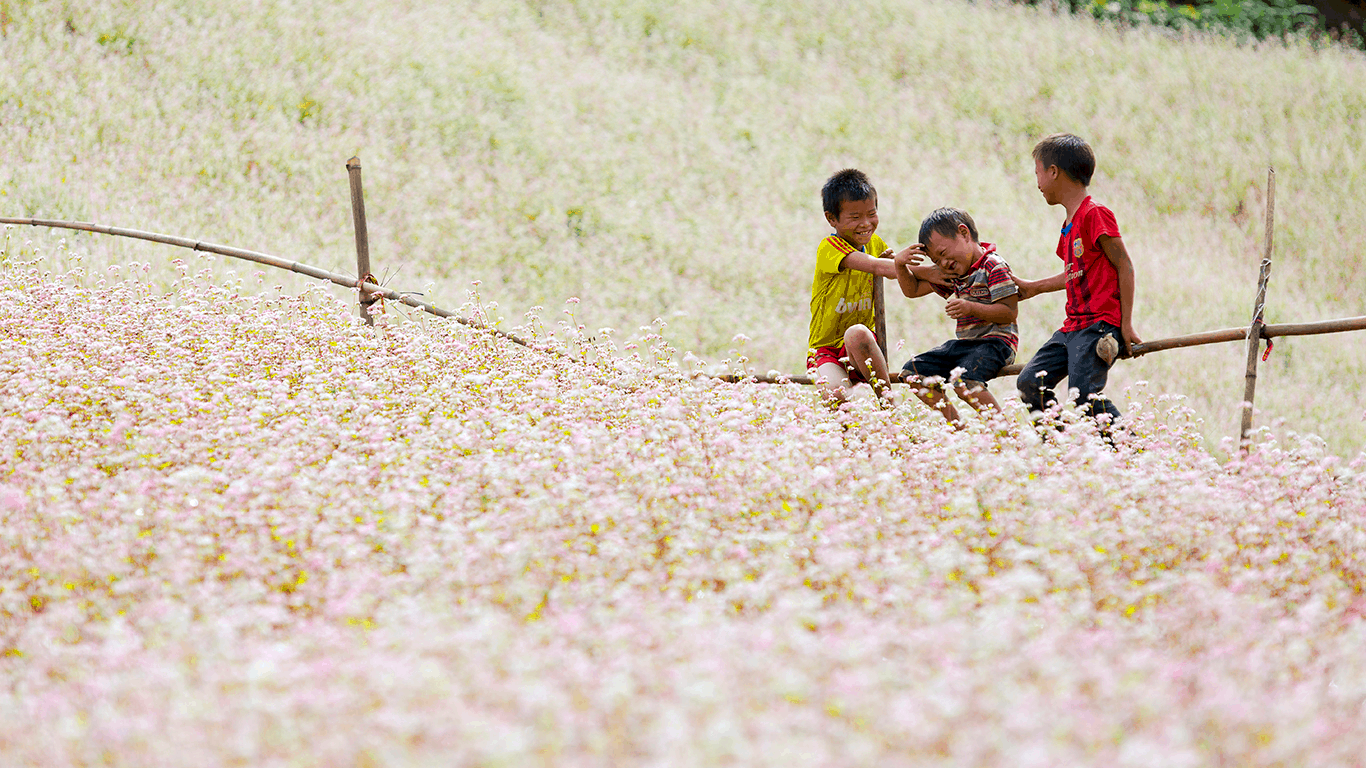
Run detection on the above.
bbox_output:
[807,169,921,404]
[892,207,1019,426]
[1014,133,1141,425]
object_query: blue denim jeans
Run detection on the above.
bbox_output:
[1016,321,1121,420]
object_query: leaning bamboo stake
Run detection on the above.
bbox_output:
[346,156,377,327]
[1240,167,1275,449]
[872,275,888,359]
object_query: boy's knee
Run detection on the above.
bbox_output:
[843,324,874,347]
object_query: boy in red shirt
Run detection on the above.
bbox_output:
[1014,134,1141,423]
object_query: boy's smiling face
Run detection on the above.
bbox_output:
[1034,158,1061,205]
[825,195,878,249]
[924,225,979,279]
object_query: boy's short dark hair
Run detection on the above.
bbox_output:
[918,207,979,246]
[1033,133,1095,186]
[822,169,876,218]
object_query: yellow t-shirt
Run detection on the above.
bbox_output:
[808,233,889,350]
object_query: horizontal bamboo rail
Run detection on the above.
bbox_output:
[714,315,1366,385]
[5,215,1363,389]
[0,216,547,352]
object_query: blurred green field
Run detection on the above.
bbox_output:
[2,0,1363,455]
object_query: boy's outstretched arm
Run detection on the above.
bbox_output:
[891,244,937,299]
[1013,271,1066,300]
[838,249,899,280]
[1098,234,1142,353]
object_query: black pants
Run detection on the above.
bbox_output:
[1016,321,1120,420]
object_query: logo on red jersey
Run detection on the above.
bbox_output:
[1072,237,1084,259]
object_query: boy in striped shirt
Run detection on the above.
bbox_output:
[893,207,1019,426]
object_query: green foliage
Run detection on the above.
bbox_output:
[1023,0,1362,48]
[96,26,137,54]
[294,97,320,124]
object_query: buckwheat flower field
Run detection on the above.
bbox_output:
[2,240,1364,765]
[4,0,1366,763]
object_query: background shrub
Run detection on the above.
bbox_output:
[1022,0,1365,48]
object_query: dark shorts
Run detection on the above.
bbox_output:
[902,338,1015,386]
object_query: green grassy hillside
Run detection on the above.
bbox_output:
[2,0,1363,454]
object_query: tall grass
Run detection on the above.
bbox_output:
[2,0,1363,453]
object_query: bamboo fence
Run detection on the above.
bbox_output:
[4,162,1364,442]
[714,316,1366,384]
[345,156,378,327]
[1240,168,1277,448]
[0,215,547,353]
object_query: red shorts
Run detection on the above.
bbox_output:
[807,342,872,384]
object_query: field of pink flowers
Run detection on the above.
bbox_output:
[3,238,1364,765]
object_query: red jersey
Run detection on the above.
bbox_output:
[1057,196,1122,332]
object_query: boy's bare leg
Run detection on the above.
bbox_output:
[910,378,962,426]
[843,324,891,400]
[814,362,853,407]
[956,381,1018,435]
[954,381,1003,416]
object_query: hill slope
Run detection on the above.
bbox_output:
[1,0,1363,453]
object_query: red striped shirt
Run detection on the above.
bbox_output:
[931,243,1019,351]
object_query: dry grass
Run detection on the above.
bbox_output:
[2,0,1363,454]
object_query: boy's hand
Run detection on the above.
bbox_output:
[892,244,925,269]
[1120,323,1142,357]
[944,298,975,320]
[1013,277,1037,300]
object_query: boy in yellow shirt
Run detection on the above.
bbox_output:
[807,169,920,403]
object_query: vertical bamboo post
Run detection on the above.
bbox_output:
[346,156,376,326]
[873,275,888,359]
[1239,167,1275,450]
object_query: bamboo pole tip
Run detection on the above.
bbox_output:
[346,156,361,170]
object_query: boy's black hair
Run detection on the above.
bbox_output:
[822,168,876,218]
[918,207,979,246]
[1033,133,1095,186]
